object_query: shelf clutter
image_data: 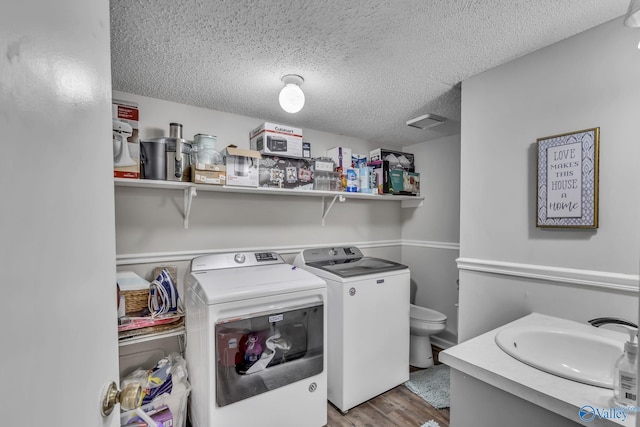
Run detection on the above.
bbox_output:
[117,268,185,347]
[113,112,425,227]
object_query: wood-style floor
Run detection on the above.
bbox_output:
[326,383,449,427]
[326,348,450,427]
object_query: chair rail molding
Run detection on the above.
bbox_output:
[456,257,639,293]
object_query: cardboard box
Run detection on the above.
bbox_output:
[224,146,261,187]
[388,170,420,195]
[369,148,415,172]
[368,160,389,194]
[259,155,314,189]
[250,122,303,157]
[402,171,420,196]
[389,169,404,194]
[327,146,352,170]
[191,165,226,185]
[352,154,367,168]
[113,99,140,179]
[302,142,311,158]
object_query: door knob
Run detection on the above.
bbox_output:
[101,381,142,416]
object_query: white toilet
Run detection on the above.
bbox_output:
[409,304,447,368]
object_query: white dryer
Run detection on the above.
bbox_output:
[293,246,410,413]
[185,251,327,427]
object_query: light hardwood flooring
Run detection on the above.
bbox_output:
[326,383,449,427]
[326,348,449,427]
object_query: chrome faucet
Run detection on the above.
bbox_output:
[588,317,638,329]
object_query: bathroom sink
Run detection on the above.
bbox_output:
[495,325,624,389]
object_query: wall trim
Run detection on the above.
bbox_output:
[403,239,460,251]
[116,239,405,265]
[457,257,639,293]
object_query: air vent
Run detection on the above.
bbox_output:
[406,114,446,130]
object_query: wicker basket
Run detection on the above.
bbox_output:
[122,288,149,316]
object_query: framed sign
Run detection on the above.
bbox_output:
[536,128,599,228]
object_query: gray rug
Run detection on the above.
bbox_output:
[404,364,450,409]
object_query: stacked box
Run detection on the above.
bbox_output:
[250,122,303,157]
[113,99,140,179]
[224,146,261,187]
[368,160,389,194]
[327,146,352,170]
[259,155,314,190]
[369,148,415,172]
[191,164,226,185]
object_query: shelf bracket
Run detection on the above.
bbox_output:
[401,198,424,208]
[183,186,197,229]
[321,194,346,226]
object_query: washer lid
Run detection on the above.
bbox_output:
[188,263,326,304]
[305,257,408,278]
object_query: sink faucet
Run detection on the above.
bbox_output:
[588,317,638,329]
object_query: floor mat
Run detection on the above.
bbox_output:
[404,364,450,409]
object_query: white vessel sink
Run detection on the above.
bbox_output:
[495,325,624,389]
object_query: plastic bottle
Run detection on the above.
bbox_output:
[346,168,359,192]
[613,327,638,406]
[244,335,262,366]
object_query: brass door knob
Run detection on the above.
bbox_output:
[101,381,142,416]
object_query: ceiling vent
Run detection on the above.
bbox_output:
[406,114,446,130]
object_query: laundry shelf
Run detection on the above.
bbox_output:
[118,325,185,347]
[114,178,424,227]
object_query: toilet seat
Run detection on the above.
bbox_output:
[410,304,447,323]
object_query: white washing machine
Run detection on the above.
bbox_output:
[293,246,410,413]
[184,251,327,427]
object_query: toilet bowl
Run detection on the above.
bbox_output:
[410,304,447,368]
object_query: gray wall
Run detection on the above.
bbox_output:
[458,17,640,340]
[114,91,462,348]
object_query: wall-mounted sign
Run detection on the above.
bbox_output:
[536,128,599,229]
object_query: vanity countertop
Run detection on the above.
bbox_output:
[440,312,635,427]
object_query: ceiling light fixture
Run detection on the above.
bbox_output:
[406,113,446,130]
[279,74,305,113]
[624,0,640,27]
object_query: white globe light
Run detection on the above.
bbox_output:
[279,75,305,113]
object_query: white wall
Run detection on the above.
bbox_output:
[458,17,640,339]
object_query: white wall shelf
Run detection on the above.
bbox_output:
[118,325,185,347]
[114,178,424,228]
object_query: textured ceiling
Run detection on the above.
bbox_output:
[110,0,629,147]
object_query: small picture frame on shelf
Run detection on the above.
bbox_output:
[536,127,599,229]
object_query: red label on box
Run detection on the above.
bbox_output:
[117,105,139,121]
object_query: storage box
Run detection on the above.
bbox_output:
[224,146,261,187]
[368,160,389,194]
[352,154,367,168]
[327,146,352,170]
[113,99,140,179]
[191,164,226,185]
[369,148,415,172]
[389,169,404,194]
[259,155,314,189]
[250,122,303,157]
[403,172,420,196]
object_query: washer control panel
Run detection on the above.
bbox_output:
[191,251,284,271]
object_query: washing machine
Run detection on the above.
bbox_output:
[293,246,410,412]
[184,251,327,427]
